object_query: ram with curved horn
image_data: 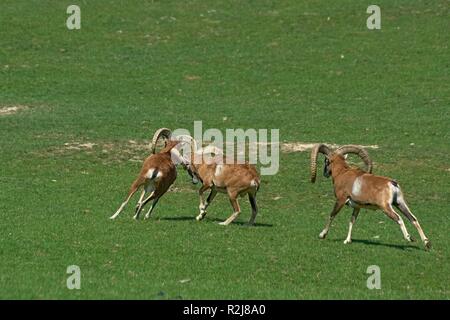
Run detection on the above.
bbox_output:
[151,127,172,154]
[310,143,431,250]
[175,134,260,226]
[110,128,186,220]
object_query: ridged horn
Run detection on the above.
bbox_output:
[173,134,198,164]
[335,145,373,173]
[310,144,332,183]
[151,128,172,154]
[199,145,223,156]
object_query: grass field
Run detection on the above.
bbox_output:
[0,0,449,299]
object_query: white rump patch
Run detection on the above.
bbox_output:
[146,168,162,180]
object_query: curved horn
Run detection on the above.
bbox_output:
[173,134,198,164]
[335,145,373,173]
[174,135,198,151]
[310,144,332,183]
[199,145,223,156]
[151,128,172,154]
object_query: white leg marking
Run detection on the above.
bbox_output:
[319,217,334,239]
[344,209,359,244]
[196,188,209,221]
[397,217,412,241]
[144,203,155,219]
[219,211,240,226]
[413,221,429,242]
[110,202,126,219]
[110,191,135,219]
[344,221,354,244]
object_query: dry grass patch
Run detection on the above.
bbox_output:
[0,105,29,116]
[38,139,152,164]
[39,139,380,166]
[281,142,379,153]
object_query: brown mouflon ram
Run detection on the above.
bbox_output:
[110,128,184,220]
[310,144,431,250]
[175,134,261,226]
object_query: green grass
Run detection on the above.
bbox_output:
[0,0,449,299]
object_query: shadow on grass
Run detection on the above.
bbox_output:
[159,216,194,222]
[159,216,273,227]
[209,218,273,228]
[331,238,421,251]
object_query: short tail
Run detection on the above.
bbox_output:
[250,178,261,192]
[391,180,399,205]
[391,181,418,223]
[146,168,160,181]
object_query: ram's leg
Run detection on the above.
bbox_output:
[133,189,146,219]
[319,199,345,239]
[144,196,160,220]
[395,197,431,249]
[382,205,413,242]
[219,193,241,226]
[247,193,258,226]
[196,185,211,221]
[110,178,142,219]
[203,188,217,213]
[344,208,360,244]
[134,190,155,220]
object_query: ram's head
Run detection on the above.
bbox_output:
[150,129,223,185]
[310,144,373,183]
[150,128,172,154]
